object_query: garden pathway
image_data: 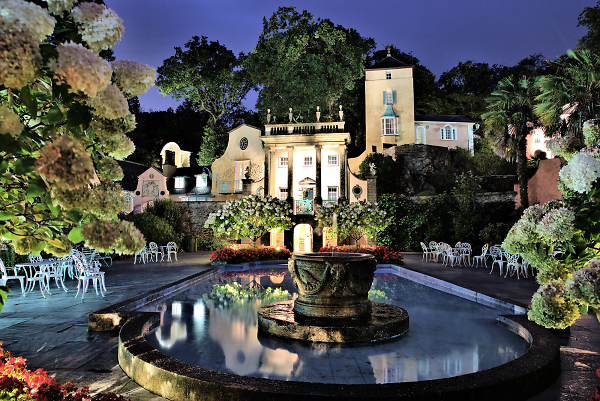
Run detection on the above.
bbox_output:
[0,251,597,400]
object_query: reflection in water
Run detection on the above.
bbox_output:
[144,267,530,384]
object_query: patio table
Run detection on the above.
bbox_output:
[15,260,57,298]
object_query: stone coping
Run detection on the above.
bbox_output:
[118,312,560,401]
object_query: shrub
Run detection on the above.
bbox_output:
[479,222,512,245]
[319,245,404,264]
[124,213,180,246]
[197,237,231,251]
[144,198,184,235]
[209,246,291,263]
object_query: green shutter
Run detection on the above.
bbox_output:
[382,91,386,105]
[393,91,397,104]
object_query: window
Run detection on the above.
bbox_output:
[234,160,250,192]
[303,156,313,166]
[386,70,391,80]
[196,174,207,187]
[328,155,338,166]
[382,90,396,104]
[440,125,457,140]
[327,187,338,201]
[279,187,288,201]
[534,135,541,143]
[381,117,397,136]
[123,194,133,214]
[416,126,426,144]
[174,177,185,189]
[279,157,288,167]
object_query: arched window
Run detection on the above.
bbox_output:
[123,194,134,214]
[440,125,457,140]
[416,126,426,144]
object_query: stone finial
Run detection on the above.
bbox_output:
[267,109,271,124]
[244,166,251,179]
[339,105,344,121]
[316,106,321,122]
[386,45,391,57]
[289,108,293,123]
[369,162,377,176]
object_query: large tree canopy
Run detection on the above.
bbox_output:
[483,75,543,209]
[245,6,375,122]
[578,1,600,53]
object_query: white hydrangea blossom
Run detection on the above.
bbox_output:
[0,23,41,89]
[111,60,156,98]
[559,153,600,194]
[49,41,111,97]
[43,0,76,15]
[580,143,600,160]
[535,207,576,245]
[71,3,124,52]
[0,0,55,43]
[86,84,130,120]
[0,104,24,137]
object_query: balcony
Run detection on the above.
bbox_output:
[265,121,345,136]
[295,200,314,215]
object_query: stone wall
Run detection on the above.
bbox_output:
[178,201,226,240]
[514,158,563,208]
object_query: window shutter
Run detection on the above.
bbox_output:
[453,128,457,140]
[392,91,397,104]
[440,128,443,140]
[382,91,386,105]
[382,119,385,136]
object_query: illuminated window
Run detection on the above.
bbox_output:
[381,118,397,136]
[440,125,457,140]
[279,187,288,200]
[174,177,185,188]
[303,156,313,166]
[279,157,288,167]
[328,155,338,166]
[196,175,207,187]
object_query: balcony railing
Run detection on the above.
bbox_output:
[219,181,242,194]
[295,200,314,215]
[322,200,337,208]
[265,121,345,136]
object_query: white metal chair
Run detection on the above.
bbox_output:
[472,244,489,268]
[459,242,472,266]
[148,242,162,262]
[428,241,440,262]
[45,259,68,293]
[489,246,506,275]
[505,252,523,279]
[0,258,25,295]
[72,252,105,299]
[420,242,434,262]
[24,255,49,298]
[166,242,178,262]
[440,243,460,267]
[134,247,149,264]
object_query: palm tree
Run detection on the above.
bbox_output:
[483,75,542,209]
[536,49,600,139]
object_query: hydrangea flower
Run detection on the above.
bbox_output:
[35,136,94,190]
[565,259,600,308]
[82,219,118,251]
[112,60,156,98]
[49,41,112,97]
[583,119,600,146]
[0,0,55,43]
[104,133,135,160]
[111,220,146,255]
[547,136,582,161]
[535,207,575,245]
[580,143,600,160]
[0,23,41,89]
[42,0,76,15]
[559,153,600,194]
[71,2,123,52]
[0,104,24,138]
[527,280,580,329]
[96,157,124,182]
[86,84,129,120]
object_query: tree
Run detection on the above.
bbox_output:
[245,6,375,122]
[1,0,152,258]
[156,36,250,164]
[536,49,600,140]
[483,75,543,209]
[577,1,600,53]
[204,195,292,245]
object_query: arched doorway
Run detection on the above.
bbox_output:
[293,224,313,252]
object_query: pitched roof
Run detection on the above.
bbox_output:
[116,160,158,191]
[415,114,475,123]
[371,55,407,69]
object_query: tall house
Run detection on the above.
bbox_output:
[349,51,415,173]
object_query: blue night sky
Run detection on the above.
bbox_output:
[105,0,596,112]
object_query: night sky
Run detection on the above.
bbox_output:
[105,0,596,112]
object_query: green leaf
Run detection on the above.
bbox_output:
[0,212,15,221]
[19,86,38,117]
[0,159,8,174]
[579,304,589,314]
[0,133,23,155]
[67,209,83,223]
[45,194,60,217]
[67,102,92,128]
[68,226,84,243]
[43,105,65,125]
[12,157,36,175]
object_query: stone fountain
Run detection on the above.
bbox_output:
[257,252,409,343]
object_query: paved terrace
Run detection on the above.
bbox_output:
[0,252,598,400]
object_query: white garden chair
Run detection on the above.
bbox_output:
[459,242,472,266]
[420,242,434,262]
[148,242,162,262]
[134,247,149,264]
[441,243,460,267]
[72,252,105,299]
[472,244,489,268]
[428,241,440,262]
[45,258,68,293]
[166,242,178,262]
[504,252,523,279]
[0,258,25,295]
[489,246,506,275]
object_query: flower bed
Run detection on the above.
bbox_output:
[318,245,404,264]
[0,343,127,400]
[209,246,291,264]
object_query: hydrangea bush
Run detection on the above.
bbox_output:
[503,120,600,328]
[315,200,389,244]
[205,195,292,245]
[0,0,156,259]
